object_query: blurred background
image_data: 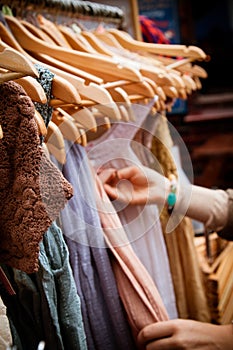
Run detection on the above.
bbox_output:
[97,0,233,190]
[137,0,233,190]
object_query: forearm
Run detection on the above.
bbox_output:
[174,184,229,232]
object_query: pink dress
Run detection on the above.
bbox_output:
[94,173,169,343]
[87,103,177,319]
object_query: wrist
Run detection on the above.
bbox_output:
[152,176,171,206]
[166,174,178,214]
[215,324,233,350]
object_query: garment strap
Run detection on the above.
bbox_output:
[0,266,15,295]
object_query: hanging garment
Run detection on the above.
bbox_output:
[94,173,169,344]
[52,141,136,350]
[150,114,210,321]
[34,64,55,128]
[139,15,170,44]
[0,296,12,350]
[0,221,87,350]
[87,103,177,319]
[0,81,73,273]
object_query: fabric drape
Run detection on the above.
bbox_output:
[1,222,87,350]
[52,141,136,350]
[150,114,210,321]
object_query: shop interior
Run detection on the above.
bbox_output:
[0,1,232,349]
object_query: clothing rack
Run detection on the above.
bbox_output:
[0,0,124,23]
[0,3,215,349]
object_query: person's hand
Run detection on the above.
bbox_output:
[137,319,233,350]
[98,165,170,206]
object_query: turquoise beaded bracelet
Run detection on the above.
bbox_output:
[167,174,177,214]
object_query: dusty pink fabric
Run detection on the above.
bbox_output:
[94,174,169,344]
[0,81,73,273]
[87,113,177,318]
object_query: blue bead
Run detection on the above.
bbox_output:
[167,192,176,206]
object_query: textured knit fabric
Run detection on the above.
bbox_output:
[0,81,73,273]
[0,221,87,350]
[218,189,233,241]
[150,114,210,321]
[52,142,136,350]
[94,174,169,345]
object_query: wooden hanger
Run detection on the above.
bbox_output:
[37,15,72,49]
[106,86,132,121]
[94,31,125,50]
[31,51,125,118]
[69,118,88,146]
[87,110,111,130]
[0,43,47,137]
[4,15,143,83]
[15,76,47,103]
[51,74,82,105]
[178,88,187,100]
[118,105,130,122]
[34,110,47,137]
[17,21,132,120]
[75,28,175,88]
[55,107,92,147]
[80,31,115,56]
[193,76,202,90]
[0,69,26,83]
[167,71,186,89]
[82,30,187,94]
[41,141,50,158]
[78,127,87,147]
[45,120,66,164]
[94,29,206,89]
[20,19,56,45]
[103,78,155,100]
[0,23,83,106]
[52,108,82,144]
[148,54,208,78]
[70,106,98,131]
[58,25,98,53]
[19,19,160,110]
[0,44,38,77]
[161,86,178,99]
[32,51,102,84]
[182,74,197,91]
[108,28,207,60]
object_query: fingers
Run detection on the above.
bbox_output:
[117,166,141,180]
[145,338,176,350]
[98,168,117,184]
[138,321,175,346]
[103,183,118,200]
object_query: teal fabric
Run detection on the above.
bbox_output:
[0,222,87,350]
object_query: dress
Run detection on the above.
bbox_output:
[95,173,169,343]
[52,142,136,350]
[87,103,177,319]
